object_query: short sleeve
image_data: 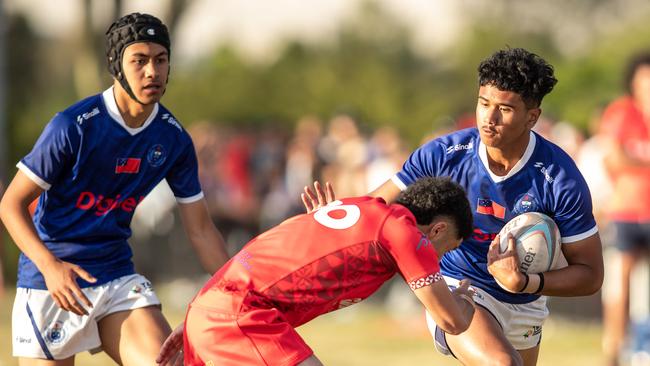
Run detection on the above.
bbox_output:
[166,137,203,203]
[552,167,598,243]
[379,205,442,290]
[19,113,80,190]
[394,139,444,189]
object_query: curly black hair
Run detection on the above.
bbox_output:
[478,48,558,108]
[624,51,650,96]
[396,177,473,240]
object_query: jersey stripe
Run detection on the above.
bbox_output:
[17,162,51,190]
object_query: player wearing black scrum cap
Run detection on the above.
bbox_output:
[106,12,171,105]
[0,12,228,366]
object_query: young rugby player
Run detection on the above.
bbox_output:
[0,12,229,365]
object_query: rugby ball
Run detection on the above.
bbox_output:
[497,212,567,275]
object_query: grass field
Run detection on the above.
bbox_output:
[0,287,604,366]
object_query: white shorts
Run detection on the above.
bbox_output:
[12,273,161,360]
[426,275,549,355]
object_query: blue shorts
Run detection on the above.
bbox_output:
[611,221,650,252]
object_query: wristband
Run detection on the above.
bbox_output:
[522,273,541,294]
[533,272,545,294]
[518,273,530,293]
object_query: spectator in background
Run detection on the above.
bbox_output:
[549,121,584,160]
[366,126,407,192]
[601,51,650,366]
[575,106,612,227]
[284,116,324,213]
[319,115,369,198]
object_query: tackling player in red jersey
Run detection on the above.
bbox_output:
[156,177,476,366]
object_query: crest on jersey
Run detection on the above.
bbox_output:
[147,144,167,167]
[45,321,67,344]
[513,193,538,214]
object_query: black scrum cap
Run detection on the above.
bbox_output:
[105,13,170,103]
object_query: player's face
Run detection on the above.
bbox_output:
[476,84,540,150]
[121,42,169,104]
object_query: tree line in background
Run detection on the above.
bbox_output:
[6,1,650,155]
[2,0,650,280]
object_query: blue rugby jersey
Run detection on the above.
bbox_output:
[17,87,203,289]
[393,128,597,304]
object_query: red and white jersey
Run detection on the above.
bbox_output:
[600,96,650,221]
[192,196,441,327]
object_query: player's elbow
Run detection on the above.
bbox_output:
[438,317,471,335]
[0,195,11,225]
[585,270,604,295]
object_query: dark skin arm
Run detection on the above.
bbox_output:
[488,233,603,296]
[0,171,96,315]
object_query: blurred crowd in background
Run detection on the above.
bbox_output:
[128,107,606,273]
[3,1,650,364]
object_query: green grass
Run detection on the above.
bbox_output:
[0,288,603,366]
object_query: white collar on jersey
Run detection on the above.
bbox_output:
[102,86,159,136]
[478,131,536,182]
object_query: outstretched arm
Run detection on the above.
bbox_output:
[367,179,402,203]
[302,178,403,213]
[156,322,184,366]
[178,198,230,274]
[414,278,475,335]
[0,171,96,315]
[301,181,335,213]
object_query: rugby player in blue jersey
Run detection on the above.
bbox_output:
[0,13,228,366]
[304,48,604,365]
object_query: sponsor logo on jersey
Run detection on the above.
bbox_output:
[162,113,182,131]
[446,141,474,154]
[416,234,432,250]
[471,228,498,242]
[533,162,555,183]
[76,107,100,125]
[115,158,141,174]
[513,193,537,214]
[235,249,253,271]
[476,198,506,219]
[45,321,67,345]
[75,191,145,216]
[147,144,167,167]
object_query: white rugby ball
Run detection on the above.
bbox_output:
[497,212,567,275]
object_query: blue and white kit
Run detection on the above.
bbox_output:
[13,87,202,359]
[394,127,597,304]
[17,86,203,290]
[394,128,598,352]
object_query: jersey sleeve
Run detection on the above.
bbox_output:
[394,139,443,189]
[19,113,80,190]
[166,136,204,203]
[553,164,598,243]
[379,205,442,290]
